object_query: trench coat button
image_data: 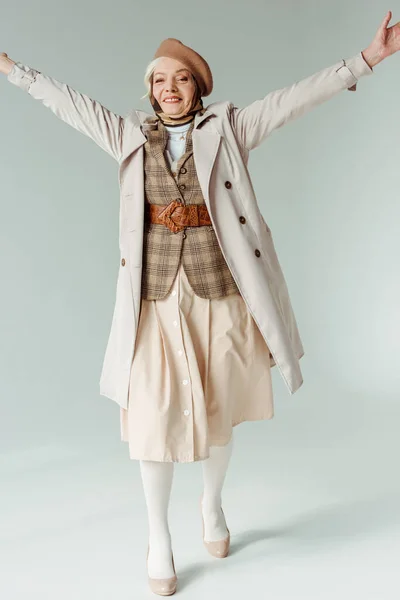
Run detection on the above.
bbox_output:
[239,216,246,224]
[178,183,186,190]
[255,249,261,257]
[121,258,126,266]
[180,167,187,174]
[225,181,232,189]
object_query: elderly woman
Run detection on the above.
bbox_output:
[1,12,399,596]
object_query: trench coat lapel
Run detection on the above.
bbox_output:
[191,118,221,205]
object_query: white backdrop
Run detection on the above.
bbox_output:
[1,1,399,598]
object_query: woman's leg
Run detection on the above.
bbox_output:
[201,436,233,541]
[139,460,175,579]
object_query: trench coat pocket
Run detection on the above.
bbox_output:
[258,216,276,266]
[260,215,272,235]
[123,193,136,231]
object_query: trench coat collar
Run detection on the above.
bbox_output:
[121,106,216,164]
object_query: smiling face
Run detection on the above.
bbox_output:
[151,57,197,117]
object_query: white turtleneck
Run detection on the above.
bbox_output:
[164,122,192,168]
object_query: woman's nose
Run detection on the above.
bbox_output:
[165,81,178,92]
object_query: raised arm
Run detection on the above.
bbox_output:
[230,11,400,152]
[1,53,124,162]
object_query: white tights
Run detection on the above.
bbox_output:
[140,436,233,579]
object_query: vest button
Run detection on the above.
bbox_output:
[171,171,177,177]
[179,184,186,190]
[254,249,261,257]
[121,258,126,266]
[225,181,232,189]
[239,216,246,224]
[180,167,187,174]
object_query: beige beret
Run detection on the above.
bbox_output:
[153,38,213,97]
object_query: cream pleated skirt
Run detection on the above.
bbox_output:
[120,262,274,463]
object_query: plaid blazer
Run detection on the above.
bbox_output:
[141,119,239,300]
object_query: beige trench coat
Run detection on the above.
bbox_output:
[7,52,373,409]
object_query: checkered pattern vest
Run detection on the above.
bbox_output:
[140,119,240,300]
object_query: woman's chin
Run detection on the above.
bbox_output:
[163,103,186,116]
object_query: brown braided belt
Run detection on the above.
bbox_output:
[145,200,212,233]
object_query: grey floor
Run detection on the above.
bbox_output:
[1,381,399,600]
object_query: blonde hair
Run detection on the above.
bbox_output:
[140,56,196,101]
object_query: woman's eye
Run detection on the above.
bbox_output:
[154,77,188,83]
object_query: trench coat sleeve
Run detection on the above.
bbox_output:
[229,52,373,151]
[7,62,124,161]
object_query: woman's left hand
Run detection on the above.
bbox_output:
[362,11,400,68]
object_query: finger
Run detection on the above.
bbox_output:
[380,10,392,30]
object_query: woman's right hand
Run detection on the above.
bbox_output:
[0,53,16,75]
